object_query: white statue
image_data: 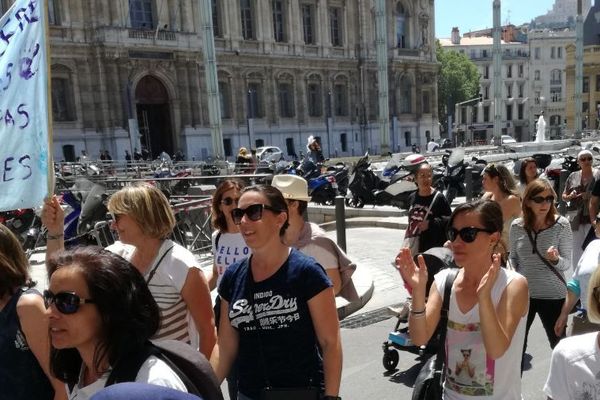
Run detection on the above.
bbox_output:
[536,113,546,143]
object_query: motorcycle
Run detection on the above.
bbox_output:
[0,208,41,256]
[345,153,418,210]
[542,154,580,196]
[436,148,485,204]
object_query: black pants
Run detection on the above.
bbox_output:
[522,297,565,369]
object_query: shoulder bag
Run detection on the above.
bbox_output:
[403,191,441,256]
[412,268,459,400]
[525,230,580,314]
[244,260,320,400]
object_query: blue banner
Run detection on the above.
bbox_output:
[0,0,49,211]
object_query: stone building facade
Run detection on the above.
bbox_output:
[37,0,439,161]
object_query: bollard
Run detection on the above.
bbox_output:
[558,169,569,216]
[465,166,473,202]
[335,196,347,252]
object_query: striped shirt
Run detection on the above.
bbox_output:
[107,240,198,347]
[509,216,572,299]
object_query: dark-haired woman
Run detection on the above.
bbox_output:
[0,224,66,400]
[46,247,187,400]
[397,199,528,398]
[211,185,342,400]
[517,157,539,196]
[509,179,572,362]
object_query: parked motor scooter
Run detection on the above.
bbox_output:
[345,153,419,210]
[436,148,485,204]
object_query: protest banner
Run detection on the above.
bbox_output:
[0,0,51,211]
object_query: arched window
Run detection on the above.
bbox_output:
[396,3,408,49]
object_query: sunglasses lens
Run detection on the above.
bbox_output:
[44,291,80,314]
[461,228,478,243]
[231,208,243,224]
[246,204,263,221]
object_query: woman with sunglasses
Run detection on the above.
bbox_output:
[562,150,600,270]
[509,179,572,364]
[0,224,66,400]
[45,247,187,400]
[42,184,217,359]
[208,179,249,400]
[544,266,600,399]
[481,163,521,255]
[396,199,528,398]
[211,185,342,400]
[517,157,539,196]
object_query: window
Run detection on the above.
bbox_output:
[550,87,562,102]
[130,0,154,29]
[584,76,590,93]
[558,47,563,59]
[272,0,285,43]
[307,83,322,117]
[223,138,233,157]
[278,83,295,118]
[404,131,411,146]
[286,138,295,156]
[518,64,524,78]
[507,65,512,79]
[247,83,263,118]
[483,105,490,122]
[329,7,342,47]
[51,78,76,121]
[218,81,231,119]
[518,84,524,98]
[534,47,541,59]
[482,49,488,58]
[302,4,315,44]
[534,70,540,81]
[535,91,541,105]
[470,50,476,59]
[596,75,600,92]
[551,46,556,59]
[483,65,489,80]
[422,91,430,114]
[471,106,477,123]
[212,0,220,37]
[333,84,348,116]
[48,0,60,25]
[506,104,513,121]
[506,83,512,99]
[255,139,265,147]
[484,85,489,99]
[518,104,524,120]
[396,3,407,49]
[340,133,348,152]
[240,0,254,40]
[400,76,411,113]
[583,102,589,113]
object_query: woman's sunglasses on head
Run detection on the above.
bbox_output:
[530,195,554,204]
[43,290,95,314]
[231,204,281,225]
[447,227,494,243]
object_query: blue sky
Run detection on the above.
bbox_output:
[435,0,557,38]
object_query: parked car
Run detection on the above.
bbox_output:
[501,135,517,144]
[256,146,283,162]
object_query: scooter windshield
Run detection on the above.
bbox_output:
[447,148,465,167]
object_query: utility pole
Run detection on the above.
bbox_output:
[574,0,584,138]
[198,0,225,158]
[492,0,502,145]
[374,0,390,155]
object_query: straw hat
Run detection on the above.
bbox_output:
[271,174,312,202]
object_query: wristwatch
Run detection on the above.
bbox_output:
[323,396,342,400]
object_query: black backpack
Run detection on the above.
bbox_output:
[106,340,223,400]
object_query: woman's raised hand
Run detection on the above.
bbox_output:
[395,248,428,295]
[41,195,64,235]
[546,246,560,263]
[477,253,501,300]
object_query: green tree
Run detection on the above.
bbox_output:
[437,41,480,136]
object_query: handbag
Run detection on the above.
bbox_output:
[411,269,459,400]
[403,191,441,255]
[245,262,320,400]
[525,230,581,314]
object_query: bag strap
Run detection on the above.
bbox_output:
[409,191,441,236]
[146,244,175,284]
[434,268,459,370]
[525,230,566,286]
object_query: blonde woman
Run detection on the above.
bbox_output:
[42,184,217,359]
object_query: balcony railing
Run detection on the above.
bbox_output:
[128,29,176,41]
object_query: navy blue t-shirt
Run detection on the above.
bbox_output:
[218,249,332,399]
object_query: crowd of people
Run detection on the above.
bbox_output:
[5,145,600,399]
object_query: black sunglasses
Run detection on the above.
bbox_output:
[448,227,495,243]
[530,195,554,204]
[43,290,95,315]
[220,197,239,206]
[231,204,281,225]
[580,156,593,162]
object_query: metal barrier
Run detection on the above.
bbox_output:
[170,197,214,255]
